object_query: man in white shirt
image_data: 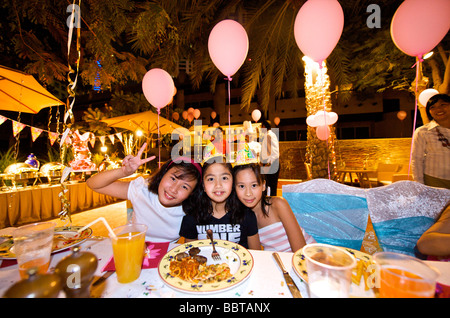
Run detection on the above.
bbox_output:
[412,94,450,189]
[259,120,280,196]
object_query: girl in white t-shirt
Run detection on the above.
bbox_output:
[233,163,314,252]
[86,143,202,242]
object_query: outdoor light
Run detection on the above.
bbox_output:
[100,146,107,152]
[136,130,143,137]
[423,51,434,60]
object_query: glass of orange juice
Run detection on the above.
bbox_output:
[110,223,147,284]
[373,252,440,298]
[13,222,56,279]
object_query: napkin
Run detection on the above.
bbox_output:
[101,241,169,272]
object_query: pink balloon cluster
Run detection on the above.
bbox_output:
[142,68,175,111]
[391,0,450,58]
[208,20,249,80]
[306,111,338,141]
[294,0,344,64]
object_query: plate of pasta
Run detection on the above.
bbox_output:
[158,239,254,294]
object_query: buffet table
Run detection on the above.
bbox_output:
[1,238,449,300]
[0,182,118,228]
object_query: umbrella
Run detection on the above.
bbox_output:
[103,110,185,166]
[0,65,64,113]
[102,110,183,136]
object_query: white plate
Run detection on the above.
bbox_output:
[0,226,92,260]
[158,239,254,294]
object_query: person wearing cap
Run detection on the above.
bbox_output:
[411,93,450,189]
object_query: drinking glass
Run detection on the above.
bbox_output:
[373,252,439,298]
[110,223,147,283]
[13,222,56,279]
[303,243,357,298]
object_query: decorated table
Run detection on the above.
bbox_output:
[1,237,449,299]
[0,182,118,228]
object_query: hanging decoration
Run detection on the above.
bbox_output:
[31,127,43,142]
[12,121,26,137]
[390,0,450,177]
[142,68,175,167]
[65,0,82,125]
[93,60,102,92]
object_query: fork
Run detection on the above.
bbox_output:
[206,229,221,261]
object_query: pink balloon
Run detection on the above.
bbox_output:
[391,0,450,57]
[274,117,280,126]
[251,109,261,122]
[316,125,330,141]
[397,111,407,121]
[193,109,201,119]
[208,20,249,79]
[294,0,344,63]
[182,111,188,120]
[172,112,180,121]
[211,111,217,119]
[142,68,174,109]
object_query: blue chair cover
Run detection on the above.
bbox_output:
[284,192,369,250]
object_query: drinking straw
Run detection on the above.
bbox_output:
[77,217,117,239]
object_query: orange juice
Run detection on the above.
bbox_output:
[111,231,146,283]
[18,257,50,279]
[379,266,436,298]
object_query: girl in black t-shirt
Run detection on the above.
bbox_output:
[180,157,261,249]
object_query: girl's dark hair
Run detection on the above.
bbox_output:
[147,158,202,211]
[426,94,450,121]
[233,163,271,217]
[186,157,244,225]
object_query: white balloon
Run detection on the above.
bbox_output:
[418,89,439,106]
[251,109,261,122]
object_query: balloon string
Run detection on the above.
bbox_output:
[408,57,421,178]
[227,77,231,160]
[158,108,161,168]
[320,62,331,180]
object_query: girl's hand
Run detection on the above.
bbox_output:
[121,143,156,176]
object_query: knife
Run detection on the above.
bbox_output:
[92,271,115,287]
[273,252,302,298]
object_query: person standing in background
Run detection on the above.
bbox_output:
[412,94,450,189]
[259,120,280,196]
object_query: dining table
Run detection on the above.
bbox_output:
[336,168,376,188]
[1,236,449,301]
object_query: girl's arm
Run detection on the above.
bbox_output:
[247,233,261,250]
[273,197,307,252]
[86,143,155,200]
[417,204,450,256]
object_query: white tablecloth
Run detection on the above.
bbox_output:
[1,238,449,299]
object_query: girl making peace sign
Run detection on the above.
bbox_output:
[87,143,202,242]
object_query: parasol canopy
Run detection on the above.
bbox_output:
[102,110,183,136]
[0,65,64,113]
